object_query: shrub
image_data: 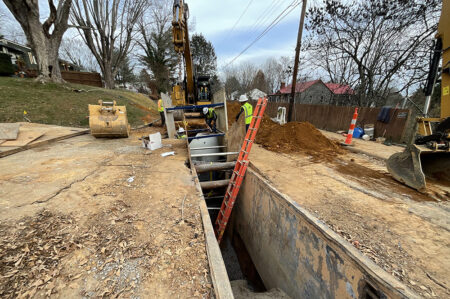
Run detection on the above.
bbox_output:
[0,53,14,76]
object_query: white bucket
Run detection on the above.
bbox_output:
[364,124,375,139]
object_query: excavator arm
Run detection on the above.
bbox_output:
[172,0,195,105]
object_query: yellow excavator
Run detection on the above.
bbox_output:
[387,1,450,191]
[172,0,211,106]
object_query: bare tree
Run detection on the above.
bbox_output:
[0,6,5,35]
[71,0,148,89]
[250,70,268,93]
[0,8,27,43]
[137,0,178,93]
[236,61,257,93]
[2,0,73,82]
[263,56,295,93]
[60,37,100,72]
[307,0,441,107]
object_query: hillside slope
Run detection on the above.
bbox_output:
[0,77,158,127]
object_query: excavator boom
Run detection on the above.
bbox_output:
[171,0,211,106]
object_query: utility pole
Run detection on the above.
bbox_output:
[288,0,307,123]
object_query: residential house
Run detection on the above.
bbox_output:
[325,83,356,106]
[0,38,81,73]
[0,38,38,70]
[268,79,355,106]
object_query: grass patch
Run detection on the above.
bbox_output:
[0,77,158,127]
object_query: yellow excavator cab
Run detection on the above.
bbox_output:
[89,100,130,138]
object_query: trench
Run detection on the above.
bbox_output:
[187,133,416,299]
[188,135,268,295]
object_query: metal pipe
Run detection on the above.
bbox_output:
[188,134,225,141]
[166,103,224,111]
[190,146,226,150]
[195,162,236,173]
[204,196,225,200]
[191,152,238,158]
[200,180,230,190]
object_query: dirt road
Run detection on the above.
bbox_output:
[249,145,450,298]
[0,127,211,298]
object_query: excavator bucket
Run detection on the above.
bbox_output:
[386,144,450,191]
[89,100,130,138]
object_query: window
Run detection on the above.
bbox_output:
[28,52,37,64]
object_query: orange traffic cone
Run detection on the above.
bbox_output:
[343,108,358,146]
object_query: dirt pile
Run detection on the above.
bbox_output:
[256,116,343,158]
[226,101,342,158]
[227,101,242,126]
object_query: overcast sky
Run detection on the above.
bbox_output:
[188,0,305,69]
[0,0,307,70]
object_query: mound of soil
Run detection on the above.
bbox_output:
[227,102,242,126]
[226,101,342,159]
[256,116,343,158]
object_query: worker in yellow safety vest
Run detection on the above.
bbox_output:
[158,97,165,126]
[235,95,253,132]
[203,107,217,133]
[176,127,187,139]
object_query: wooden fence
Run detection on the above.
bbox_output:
[60,71,102,87]
[255,101,411,143]
[27,70,102,87]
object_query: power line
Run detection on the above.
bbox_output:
[225,0,255,41]
[247,0,286,36]
[225,0,301,67]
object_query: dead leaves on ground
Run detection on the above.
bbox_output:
[0,210,79,298]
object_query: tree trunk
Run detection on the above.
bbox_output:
[103,61,115,89]
[49,39,63,82]
[2,0,72,84]
[29,31,64,83]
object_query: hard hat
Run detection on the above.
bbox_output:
[202,107,209,115]
[239,95,248,102]
[178,127,185,133]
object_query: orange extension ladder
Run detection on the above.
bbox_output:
[215,97,268,243]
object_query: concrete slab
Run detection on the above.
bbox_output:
[0,123,20,140]
[0,122,88,158]
[0,130,44,147]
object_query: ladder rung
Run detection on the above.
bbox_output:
[215,98,267,244]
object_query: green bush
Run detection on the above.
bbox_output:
[0,53,14,76]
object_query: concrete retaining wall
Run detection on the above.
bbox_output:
[232,168,418,299]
